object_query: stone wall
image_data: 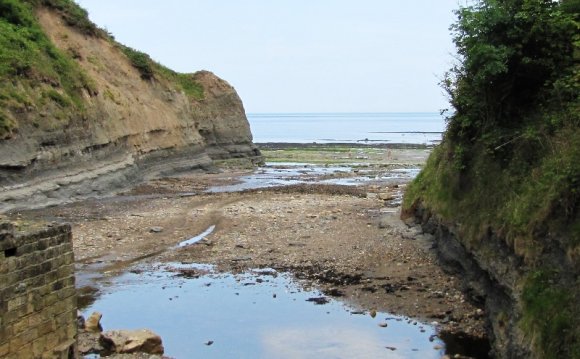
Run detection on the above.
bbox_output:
[0,222,77,359]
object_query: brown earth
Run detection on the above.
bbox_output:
[1,7,259,212]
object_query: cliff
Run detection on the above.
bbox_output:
[403,1,578,358]
[0,0,261,212]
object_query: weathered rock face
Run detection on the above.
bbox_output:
[409,204,578,359]
[0,8,261,212]
[100,329,164,356]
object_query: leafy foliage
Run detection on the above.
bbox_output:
[444,0,578,148]
[404,0,579,355]
[120,45,155,80]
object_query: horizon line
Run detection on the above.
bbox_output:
[246,111,445,115]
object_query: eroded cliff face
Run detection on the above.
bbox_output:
[408,204,578,359]
[0,7,261,212]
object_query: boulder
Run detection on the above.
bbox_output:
[100,329,164,355]
[378,215,391,229]
[78,330,104,355]
[149,226,164,233]
[85,311,103,333]
[378,192,394,201]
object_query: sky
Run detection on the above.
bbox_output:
[75,1,462,113]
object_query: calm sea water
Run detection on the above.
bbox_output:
[247,112,446,145]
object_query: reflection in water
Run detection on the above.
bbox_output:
[83,264,446,358]
[262,327,405,359]
[207,163,421,193]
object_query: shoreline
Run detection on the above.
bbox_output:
[255,142,435,150]
[9,143,488,357]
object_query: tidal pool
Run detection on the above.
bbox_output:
[207,163,421,193]
[83,263,448,358]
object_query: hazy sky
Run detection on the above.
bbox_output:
[75,1,461,113]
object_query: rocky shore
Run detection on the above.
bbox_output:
[9,145,490,358]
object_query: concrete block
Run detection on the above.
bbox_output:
[17,243,35,256]
[13,317,30,335]
[2,224,76,358]
[7,295,26,311]
[37,320,55,337]
[0,342,9,357]
[43,292,58,307]
[56,286,76,300]
[0,327,10,343]
[44,332,59,352]
[32,336,46,358]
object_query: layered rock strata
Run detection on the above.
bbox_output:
[0,8,261,212]
[409,204,577,358]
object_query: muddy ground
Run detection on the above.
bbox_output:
[8,146,487,348]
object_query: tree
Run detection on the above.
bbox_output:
[444,0,578,147]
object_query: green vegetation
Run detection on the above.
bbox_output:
[0,110,17,139]
[522,270,579,359]
[0,0,206,139]
[120,45,155,80]
[403,0,579,356]
[37,0,102,36]
[173,73,204,100]
[0,0,97,137]
[260,145,428,167]
[118,45,204,99]
[155,64,205,100]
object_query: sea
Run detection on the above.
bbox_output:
[247,112,446,145]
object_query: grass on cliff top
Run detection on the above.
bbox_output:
[0,0,97,138]
[118,45,204,100]
[33,0,205,100]
[0,0,205,139]
[32,0,103,36]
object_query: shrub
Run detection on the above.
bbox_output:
[121,46,154,80]
[39,0,102,36]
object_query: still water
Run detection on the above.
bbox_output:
[247,112,445,144]
[207,163,421,193]
[84,263,447,359]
